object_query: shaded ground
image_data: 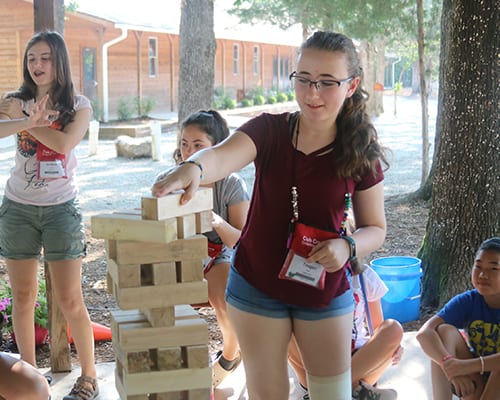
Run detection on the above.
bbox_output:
[0,195,430,368]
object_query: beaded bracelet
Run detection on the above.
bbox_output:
[179,160,203,179]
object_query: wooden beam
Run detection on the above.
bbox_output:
[33,0,65,34]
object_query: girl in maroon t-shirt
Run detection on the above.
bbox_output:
[153,31,388,400]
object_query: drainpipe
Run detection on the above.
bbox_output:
[102,26,128,122]
[391,57,402,88]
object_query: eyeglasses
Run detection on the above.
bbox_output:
[289,71,353,91]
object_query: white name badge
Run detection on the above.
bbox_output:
[39,160,65,178]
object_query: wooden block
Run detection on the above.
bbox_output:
[151,393,183,400]
[152,347,184,370]
[105,271,113,294]
[187,389,211,400]
[115,368,151,399]
[183,345,209,368]
[141,188,213,221]
[175,259,204,283]
[115,317,207,352]
[114,281,208,310]
[150,389,210,400]
[176,214,197,239]
[140,263,177,286]
[117,367,211,396]
[91,213,178,243]
[114,235,208,265]
[107,258,141,288]
[195,210,212,234]
[141,307,175,327]
[126,351,154,373]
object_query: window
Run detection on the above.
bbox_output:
[253,46,259,75]
[148,37,158,77]
[233,44,240,75]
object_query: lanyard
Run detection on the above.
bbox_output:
[288,112,351,236]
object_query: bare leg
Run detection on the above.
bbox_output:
[351,319,403,385]
[288,335,308,388]
[227,304,292,400]
[206,262,239,360]
[0,352,51,400]
[295,313,353,399]
[6,259,40,367]
[49,259,96,379]
[432,324,474,400]
[481,371,500,400]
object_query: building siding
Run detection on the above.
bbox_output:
[1,0,298,121]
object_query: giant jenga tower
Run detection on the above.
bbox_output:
[91,188,213,399]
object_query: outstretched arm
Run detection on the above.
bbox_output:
[152,131,256,203]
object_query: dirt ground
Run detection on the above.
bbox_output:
[0,195,430,368]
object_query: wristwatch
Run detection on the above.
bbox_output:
[341,236,357,261]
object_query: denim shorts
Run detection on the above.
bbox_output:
[226,265,354,320]
[0,197,86,261]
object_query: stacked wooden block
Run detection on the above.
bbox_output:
[91,188,213,399]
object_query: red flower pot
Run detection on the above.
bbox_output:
[11,324,49,346]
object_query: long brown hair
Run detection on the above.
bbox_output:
[6,31,75,129]
[299,31,389,180]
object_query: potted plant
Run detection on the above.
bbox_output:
[0,275,49,345]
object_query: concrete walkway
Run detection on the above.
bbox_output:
[42,331,452,399]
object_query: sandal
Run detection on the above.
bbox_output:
[212,350,242,387]
[62,375,99,400]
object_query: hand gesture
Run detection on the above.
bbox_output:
[28,94,59,127]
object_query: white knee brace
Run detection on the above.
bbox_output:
[307,369,351,400]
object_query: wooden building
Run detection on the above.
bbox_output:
[0,0,299,121]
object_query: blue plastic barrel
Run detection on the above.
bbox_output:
[370,256,422,323]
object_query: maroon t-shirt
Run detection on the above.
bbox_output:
[234,112,384,308]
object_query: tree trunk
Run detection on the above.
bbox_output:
[359,40,382,117]
[419,0,499,310]
[373,37,385,116]
[416,0,430,187]
[178,0,216,136]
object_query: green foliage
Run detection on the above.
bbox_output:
[276,92,288,102]
[266,95,277,104]
[223,97,237,109]
[65,1,79,13]
[394,81,403,93]
[91,98,103,122]
[240,98,254,107]
[135,96,157,118]
[286,90,296,101]
[117,98,134,120]
[253,94,266,105]
[0,276,48,333]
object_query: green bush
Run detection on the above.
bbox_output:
[240,98,254,107]
[117,98,133,120]
[223,97,237,109]
[276,92,288,103]
[253,95,265,105]
[91,98,103,121]
[135,96,157,118]
[286,91,296,101]
[266,95,277,104]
